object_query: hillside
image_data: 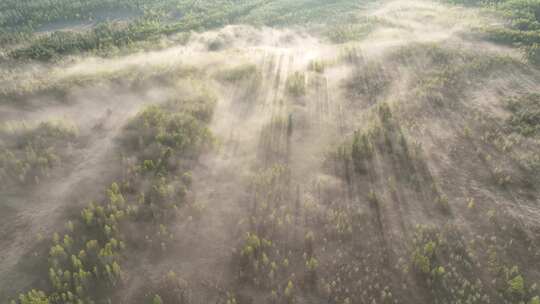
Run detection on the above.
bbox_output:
[1,1,540,303]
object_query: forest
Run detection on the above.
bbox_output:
[1,0,540,304]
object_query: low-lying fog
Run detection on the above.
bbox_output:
[2,1,539,303]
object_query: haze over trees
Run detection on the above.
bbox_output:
[1,0,540,304]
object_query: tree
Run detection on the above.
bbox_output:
[287,114,293,138]
[285,280,295,303]
[151,294,163,304]
[508,275,525,297]
[14,290,49,304]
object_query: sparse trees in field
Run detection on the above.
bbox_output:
[12,88,217,303]
[6,2,540,303]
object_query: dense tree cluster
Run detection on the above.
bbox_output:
[10,90,216,303]
[1,0,368,61]
[0,121,78,188]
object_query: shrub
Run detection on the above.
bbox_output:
[122,100,214,165]
[286,72,306,97]
[345,60,390,103]
[151,295,163,304]
[508,274,526,297]
[216,64,259,83]
[506,93,540,136]
[351,131,373,174]
[308,60,325,73]
[11,290,49,304]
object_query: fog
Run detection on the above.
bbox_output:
[2,0,540,303]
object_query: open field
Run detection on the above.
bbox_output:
[1,0,540,303]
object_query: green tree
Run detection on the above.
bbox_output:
[508,275,525,297]
[14,290,49,304]
[151,294,163,304]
